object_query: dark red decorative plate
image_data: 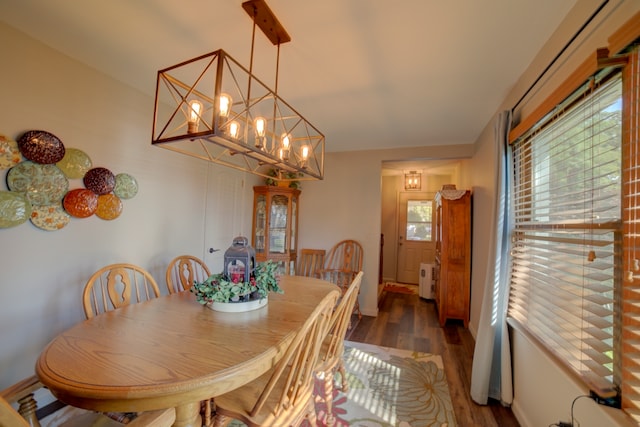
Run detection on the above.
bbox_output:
[18,130,66,164]
[63,189,98,218]
[83,167,115,195]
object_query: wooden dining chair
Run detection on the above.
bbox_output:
[0,375,175,427]
[296,249,326,277]
[315,271,363,427]
[82,263,161,319]
[316,239,364,318]
[211,290,339,427]
[165,255,216,426]
[165,255,211,294]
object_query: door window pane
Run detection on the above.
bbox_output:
[406,200,433,241]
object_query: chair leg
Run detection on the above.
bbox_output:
[212,413,228,427]
[337,359,349,393]
[201,399,213,427]
[306,397,318,427]
[322,370,336,427]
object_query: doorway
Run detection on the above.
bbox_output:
[396,192,436,283]
[380,160,462,285]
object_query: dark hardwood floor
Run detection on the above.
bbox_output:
[345,287,520,427]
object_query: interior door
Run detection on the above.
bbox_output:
[396,192,436,284]
[204,165,248,273]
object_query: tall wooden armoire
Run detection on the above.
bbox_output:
[434,187,471,327]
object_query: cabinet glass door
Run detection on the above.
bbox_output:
[269,195,288,254]
[255,194,266,253]
[291,196,297,252]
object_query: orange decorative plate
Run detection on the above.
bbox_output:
[95,194,123,220]
[63,189,98,218]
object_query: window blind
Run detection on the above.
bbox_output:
[621,47,640,421]
[509,71,623,392]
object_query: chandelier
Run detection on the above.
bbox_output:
[151,0,324,182]
[404,171,421,190]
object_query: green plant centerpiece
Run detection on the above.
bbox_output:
[190,260,283,311]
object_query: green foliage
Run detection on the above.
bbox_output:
[190,260,283,304]
[265,168,302,189]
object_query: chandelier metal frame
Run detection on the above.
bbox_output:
[151,0,324,181]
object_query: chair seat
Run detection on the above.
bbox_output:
[213,291,339,427]
[214,366,315,427]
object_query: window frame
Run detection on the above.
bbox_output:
[507,43,640,421]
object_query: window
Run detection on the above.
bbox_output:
[406,199,433,241]
[509,71,623,392]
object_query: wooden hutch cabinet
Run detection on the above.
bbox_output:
[252,186,300,275]
[434,187,471,327]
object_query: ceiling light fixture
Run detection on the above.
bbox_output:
[151,0,324,182]
[405,171,421,190]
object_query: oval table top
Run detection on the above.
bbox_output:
[35,275,339,427]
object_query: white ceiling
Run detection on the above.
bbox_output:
[0,0,576,160]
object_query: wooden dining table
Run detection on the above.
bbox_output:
[35,275,340,427]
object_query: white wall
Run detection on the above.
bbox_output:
[0,22,257,388]
[469,1,640,426]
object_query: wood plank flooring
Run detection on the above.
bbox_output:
[345,287,520,427]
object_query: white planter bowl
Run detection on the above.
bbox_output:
[207,296,268,313]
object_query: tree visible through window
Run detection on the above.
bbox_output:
[406,200,433,241]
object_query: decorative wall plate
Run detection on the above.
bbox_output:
[0,134,22,169]
[113,173,138,199]
[6,161,69,206]
[63,189,98,218]
[30,204,71,231]
[83,167,115,195]
[18,130,65,164]
[0,191,32,228]
[96,194,123,220]
[56,148,92,179]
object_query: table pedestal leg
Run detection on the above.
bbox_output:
[173,401,201,427]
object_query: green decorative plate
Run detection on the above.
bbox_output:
[56,148,92,179]
[0,191,32,228]
[113,173,138,199]
[6,161,69,206]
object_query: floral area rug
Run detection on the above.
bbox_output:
[228,340,456,427]
[383,282,419,296]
